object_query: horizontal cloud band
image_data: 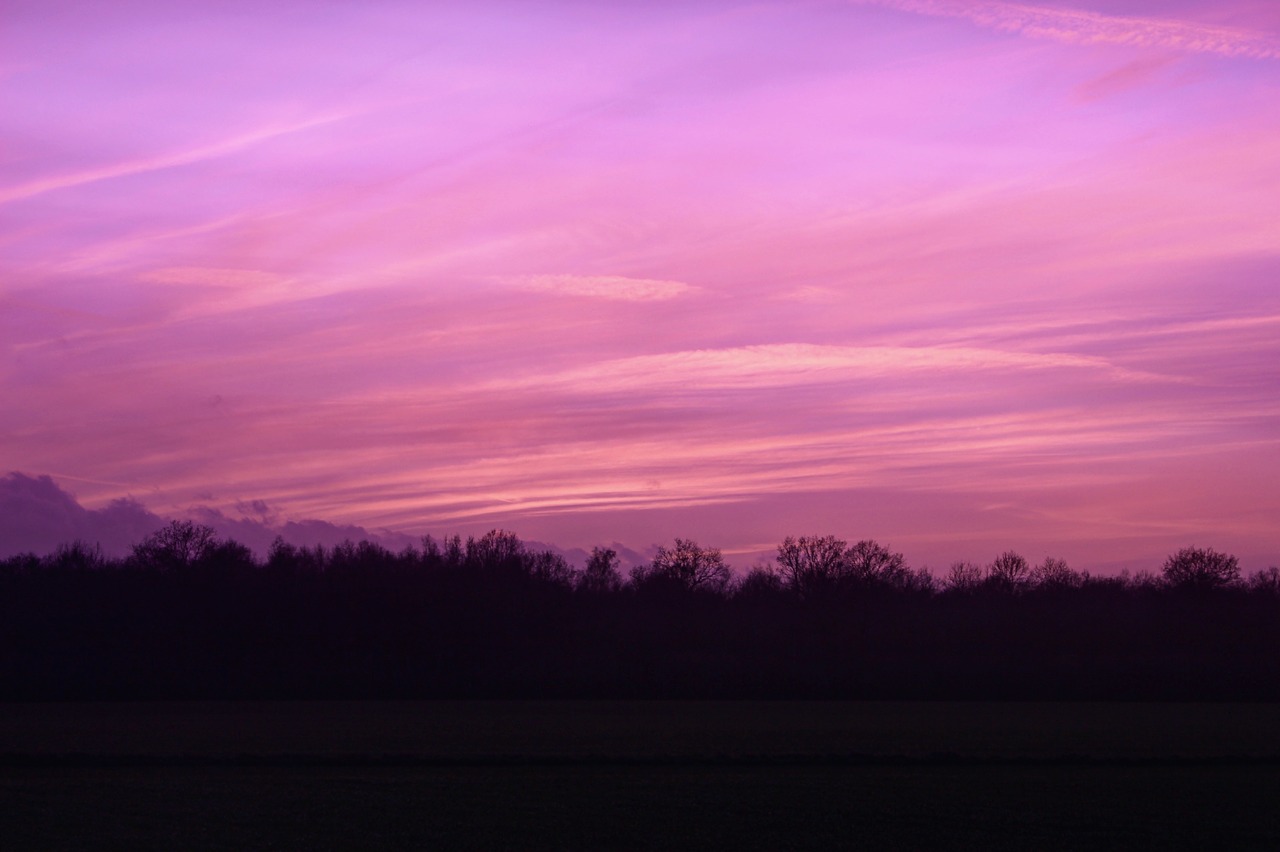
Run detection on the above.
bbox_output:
[491,343,1165,393]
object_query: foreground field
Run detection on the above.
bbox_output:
[5,700,1280,760]
[7,764,1280,851]
[3,702,1279,850]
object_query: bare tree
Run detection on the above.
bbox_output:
[1031,557,1082,590]
[466,529,526,572]
[44,540,107,572]
[131,520,218,571]
[775,535,846,597]
[987,550,1031,590]
[634,538,731,593]
[1162,547,1240,592]
[1248,566,1280,596]
[944,561,984,593]
[844,539,908,585]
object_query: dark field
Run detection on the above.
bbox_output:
[4,702,1279,850]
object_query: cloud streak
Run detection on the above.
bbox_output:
[0,111,360,206]
[507,274,694,301]
[492,343,1168,394]
[859,0,1280,59]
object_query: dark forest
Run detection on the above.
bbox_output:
[4,523,1278,701]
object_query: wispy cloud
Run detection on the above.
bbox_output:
[141,267,292,290]
[859,0,1280,59]
[1075,53,1181,101]
[778,286,843,303]
[208,401,1235,528]
[494,343,1165,393]
[0,112,360,206]
[507,274,694,301]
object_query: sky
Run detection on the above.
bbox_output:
[3,0,1279,572]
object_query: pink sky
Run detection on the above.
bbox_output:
[3,0,1278,572]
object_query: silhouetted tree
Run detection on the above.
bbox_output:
[526,549,575,587]
[266,536,327,575]
[422,534,465,570]
[466,530,526,575]
[736,564,784,599]
[327,539,395,574]
[204,538,256,571]
[0,552,40,576]
[844,539,908,585]
[944,561,984,593]
[1162,546,1240,592]
[43,540,107,572]
[1031,557,1082,590]
[632,538,731,593]
[130,520,218,571]
[579,547,623,594]
[775,535,846,597]
[1246,566,1280,597]
[987,550,1030,590]
[894,566,937,594]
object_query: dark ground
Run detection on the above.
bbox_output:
[4,701,1279,850]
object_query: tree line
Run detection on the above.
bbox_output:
[2,523,1278,700]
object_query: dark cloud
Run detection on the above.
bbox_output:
[0,472,164,557]
[1,473,415,558]
[607,541,653,572]
[516,540,654,571]
[189,505,420,555]
[1,472,659,568]
[523,539,591,570]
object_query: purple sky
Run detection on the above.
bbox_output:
[4,0,1279,571]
